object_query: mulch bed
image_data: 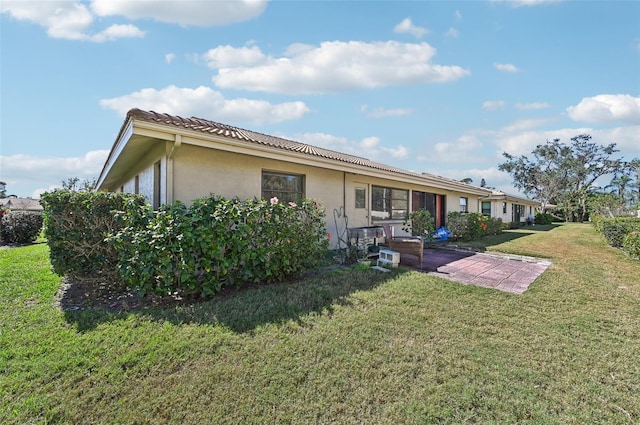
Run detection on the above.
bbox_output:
[52,275,219,313]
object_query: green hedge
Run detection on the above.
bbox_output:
[0,210,43,244]
[597,217,640,248]
[40,190,145,280]
[534,213,555,225]
[623,230,640,260]
[109,195,329,297]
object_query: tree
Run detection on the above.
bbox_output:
[499,134,633,221]
[61,177,96,192]
[460,177,473,184]
[588,192,626,218]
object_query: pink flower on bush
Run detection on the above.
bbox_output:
[270,197,279,205]
[288,201,297,207]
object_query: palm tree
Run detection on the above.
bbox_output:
[606,174,635,212]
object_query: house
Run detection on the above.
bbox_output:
[479,191,542,226]
[96,109,539,246]
[0,197,43,212]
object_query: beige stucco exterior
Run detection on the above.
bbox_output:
[113,141,491,244]
[98,109,539,248]
[479,194,541,225]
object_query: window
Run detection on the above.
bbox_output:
[153,161,161,209]
[502,202,507,214]
[371,186,408,220]
[460,197,468,213]
[481,201,491,216]
[262,170,305,203]
[355,187,366,209]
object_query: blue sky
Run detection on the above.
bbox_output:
[1,0,639,199]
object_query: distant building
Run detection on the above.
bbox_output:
[0,197,43,211]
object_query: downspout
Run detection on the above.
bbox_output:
[343,171,346,213]
[166,134,182,204]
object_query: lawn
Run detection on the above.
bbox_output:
[1,223,639,424]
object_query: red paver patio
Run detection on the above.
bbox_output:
[416,248,551,294]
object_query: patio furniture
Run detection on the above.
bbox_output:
[381,223,424,268]
[377,249,400,268]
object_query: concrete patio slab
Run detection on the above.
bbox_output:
[417,248,551,294]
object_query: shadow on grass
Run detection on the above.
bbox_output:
[62,266,410,333]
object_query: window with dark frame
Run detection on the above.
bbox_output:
[502,202,507,214]
[153,161,161,209]
[371,185,408,220]
[460,197,468,213]
[481,201,491,216]
[355,187,366,209]
[261,170,305,204]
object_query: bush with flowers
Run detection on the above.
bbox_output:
[109,194,328,297]
[446,212,503,241]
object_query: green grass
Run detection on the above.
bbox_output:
[2,223,639,424]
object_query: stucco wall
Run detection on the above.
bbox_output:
[117,143,492,247]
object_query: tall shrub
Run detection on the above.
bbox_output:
[109,195,328,297]
[0,211,43,244]
[40,190,145,279]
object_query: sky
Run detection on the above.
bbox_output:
[1,0,639,199]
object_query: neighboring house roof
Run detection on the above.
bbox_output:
[0,197,43,211]
[481,190,540,206]
[98,108,493,196]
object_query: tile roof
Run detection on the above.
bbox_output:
[0,197,43,211]
[125,108,491,193]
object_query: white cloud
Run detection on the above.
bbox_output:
[515,102,551,110]
[0,0,144,42]
[483,100,505,110]
[393,18,428,38]
[491,0,562,7]
[1,0,266,41]
[567,94,640,125]
[287,132,408,161]
[454,10,462,21]
[508,0,562,7]
[202,45,266,68]
[0,150,109,198]
[91,0,267,27]
[433,134,484,157]
[165,53,176,64]
[445,27,459,38]
[500,117,557,133]
[209,41,470,94]
[495,125,640,159]
[89,24,144,42]
[99,85,310,125]
[494,63,521,73]
[360,104,413,118]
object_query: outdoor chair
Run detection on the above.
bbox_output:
[381,223,424,268]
